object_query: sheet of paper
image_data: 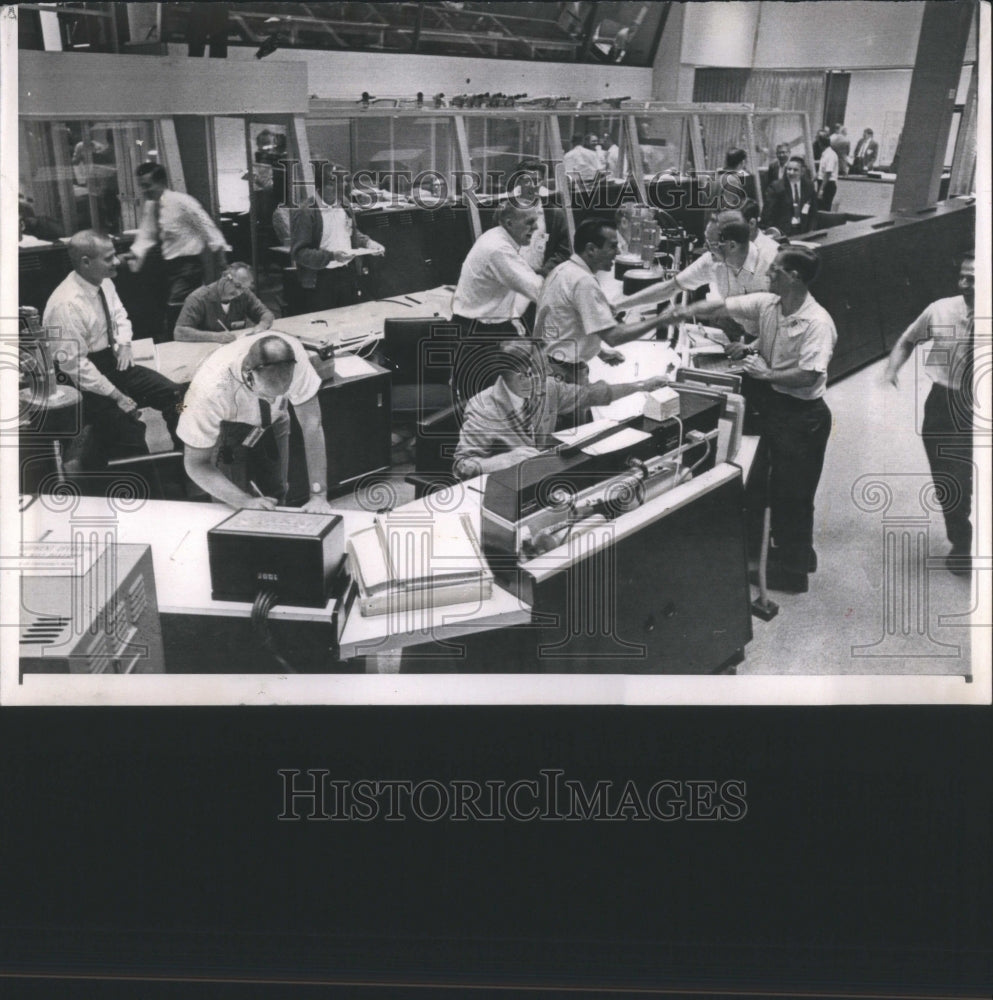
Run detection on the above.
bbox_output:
[332,354,378,379]
[130,338,157,364]
[581,427,652,456]
[551,417,618,446]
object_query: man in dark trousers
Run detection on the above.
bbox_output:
[43,230,184,468]
[287,163,384,314]
[761,156,819,236]
[850,128,879,174]
[884,253,976,576]
[661,246,837,594]
[127,162,229,339]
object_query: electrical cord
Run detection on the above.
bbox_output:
[251,586,297,673]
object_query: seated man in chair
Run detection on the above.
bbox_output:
[453,339,667,479]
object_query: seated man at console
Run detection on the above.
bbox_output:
[288,163,385,314]
[176,332,333,512]
[174,262,274,343]
[42,230,184,468]
[453,339,667,479]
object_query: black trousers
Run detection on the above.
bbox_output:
[450,314,526,407]
[164,254,206,338]
[819,180,837,212]
[287,267,360,316]
[76,348,184,467]
[922,382,973,552]
[753,392,832,575]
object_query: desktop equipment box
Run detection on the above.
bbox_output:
[207,510,344,609]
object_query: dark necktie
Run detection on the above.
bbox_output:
[259,398,272,427]
[153,198,163,246]
[792,184,800,205]
[97,285,115,346]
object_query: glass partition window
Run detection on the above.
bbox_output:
[19,119,160,241]
[308,115,458,206]
[751,113,813,180]
[633,115,693,176]
[555,115,629,182]
[466,116,547,197]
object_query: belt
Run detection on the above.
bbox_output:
[765,390,827,409]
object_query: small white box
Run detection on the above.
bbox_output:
[643,386,680,422]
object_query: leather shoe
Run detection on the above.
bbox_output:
[749,566,809,594]
[945,549,972,577]
[769,547,817,573]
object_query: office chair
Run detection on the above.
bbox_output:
[404,403,463,499]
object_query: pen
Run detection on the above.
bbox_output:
[217,316,230,332]
[405,295,422,304]
[249,480,265,498]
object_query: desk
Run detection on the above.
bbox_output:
[273,285,454,351]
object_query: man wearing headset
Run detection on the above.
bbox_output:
[176,333,332,511]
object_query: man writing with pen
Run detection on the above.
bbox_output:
[174,262,275,343]
[176,332,333,512]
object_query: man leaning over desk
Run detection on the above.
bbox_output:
[174,262,274,343]
[176,332,333,512]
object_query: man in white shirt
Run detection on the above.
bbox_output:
[884,253,976,575]
[562,133,601,184]
[42,230,184,468]
[535,218,680,383]
[601,132,621,179]
[817,140,840,212]
[126,162,229,339]
[287,163,385,314]
[451,203,544,402]
[616,217,773,340]
[662,246,837,593]
[177,332,333,511]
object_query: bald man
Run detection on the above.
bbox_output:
[42,229,183,467]
[176,332,332,511]
[174,262,274,343]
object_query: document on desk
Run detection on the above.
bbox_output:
[332,354,378,379]
[581,426,651,456]
[347,512,493,617]
[130,338,157,365]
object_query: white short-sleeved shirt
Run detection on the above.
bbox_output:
[676,243,773,336]
[725,292,837,400]
[451,225,543,321]
[534,255,617,365]
[899,295,973,391]
[176,332,321,449]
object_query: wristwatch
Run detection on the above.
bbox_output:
[310,482,325,496]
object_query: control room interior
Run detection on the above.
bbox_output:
[9,2,986,684]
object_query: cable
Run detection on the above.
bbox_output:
[251,586,297,673]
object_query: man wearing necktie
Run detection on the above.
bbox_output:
[850,128,879,174]
[126,162,229,340]
[453,339,667,479]
[760,157,819,236]
[885,252,976,576]
[42,230,184,469]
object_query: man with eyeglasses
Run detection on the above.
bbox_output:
[884,253,976,576]
[661,246,837,594]
[453,339,667,480]
[615,216,773,341]
[177,332,332,511]
[174,262,275,344]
